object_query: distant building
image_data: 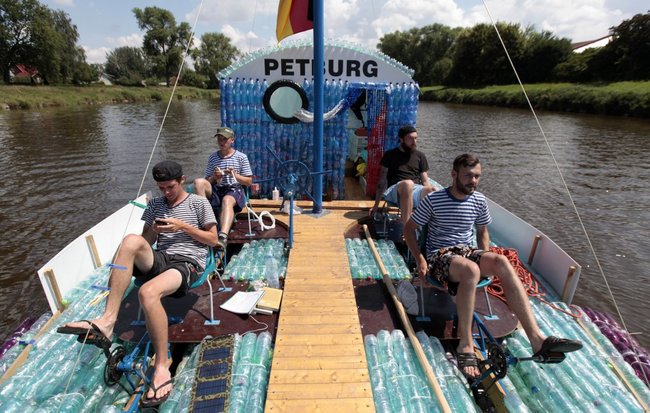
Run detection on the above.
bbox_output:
[572,35,612,53]
[10,64,42,84]
[97,74,113,85]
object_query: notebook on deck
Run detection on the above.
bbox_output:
[256,287,283,312]
[219,290,264,315]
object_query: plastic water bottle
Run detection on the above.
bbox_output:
[265,251,279,288]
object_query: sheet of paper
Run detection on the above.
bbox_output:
[219,290,265,315]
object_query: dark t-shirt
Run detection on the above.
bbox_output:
[380,147,429,187]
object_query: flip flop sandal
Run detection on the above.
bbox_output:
[57,320,112,352]
[141,378,174,408]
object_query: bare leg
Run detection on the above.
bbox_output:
[448,257,481,377]
[193,177,213,199]
[396,179,415,223]
[219,195,237,235]
[479,252,545,352]
[62,234,154,338]
[419,185,437,202]
[138,269,182,400]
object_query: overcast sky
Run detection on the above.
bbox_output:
[41,0,646,64]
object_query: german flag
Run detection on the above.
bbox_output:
[276,0,314,42]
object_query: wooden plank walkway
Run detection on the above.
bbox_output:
[256,200,376,413]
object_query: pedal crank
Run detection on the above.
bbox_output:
[104,345,127,386]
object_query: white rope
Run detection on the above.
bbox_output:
[257,210,276,230]
[134,0,205,200]
[112,0,206,257]
[481,0,647,384]
[62,0,208,390]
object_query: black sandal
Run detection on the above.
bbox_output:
[531,336,583,363]
[456,352,481,379]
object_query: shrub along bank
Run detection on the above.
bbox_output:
[0,85,218,110]
[421,82,650,118]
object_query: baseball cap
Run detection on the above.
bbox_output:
[214,126,235,140]
[152,160,183,182]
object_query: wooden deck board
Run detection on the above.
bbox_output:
[263,203,375,413]
[266,398,374,413]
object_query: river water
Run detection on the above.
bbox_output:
[0,100,648,348]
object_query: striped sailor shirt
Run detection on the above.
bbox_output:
[142,194,217,269]
[411,188,492,258]
[204,150,252,187]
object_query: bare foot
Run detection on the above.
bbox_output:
[529,334,547,354]
[146,367,173,401]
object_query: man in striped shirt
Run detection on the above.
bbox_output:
[404,154,581,379]
[194,127,253,249]
[59,160,218,406]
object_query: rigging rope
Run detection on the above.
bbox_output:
[63,0,207,392]
[481,0,648,385]
[111,0,206,258]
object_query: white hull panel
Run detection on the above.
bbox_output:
[37,194,148,313]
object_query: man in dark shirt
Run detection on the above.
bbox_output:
[369,125,438,223]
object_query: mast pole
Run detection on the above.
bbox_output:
[311,0,324,213]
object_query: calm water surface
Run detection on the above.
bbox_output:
[0,100,648,347]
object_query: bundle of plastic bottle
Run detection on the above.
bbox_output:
[415,331,482,412]
[159,343,203,412]
[581,306,650,386]
[345,238,411,280]
[379,82,418,152]
[0,312,50,376]
[217,41,420,200]
[228,331,273,413]
[0,265,144,412]
[502,300,650,411]
[364,329,480,413]
[223,239,287,282]
[0,317,35,361]
[221,77,418,201]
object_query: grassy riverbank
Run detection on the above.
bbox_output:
[4,82,650,117]
[421,81,650,117]
[0,85,219,110]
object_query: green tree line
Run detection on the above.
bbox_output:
[1,1,240,87]
[2,0,648,89]
[378,11,650,87]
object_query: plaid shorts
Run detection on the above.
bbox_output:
[427,244,485,296]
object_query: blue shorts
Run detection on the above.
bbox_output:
[383,183,425,210]
[210,185,246,212]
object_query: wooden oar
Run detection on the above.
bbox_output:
[362,224,452,413]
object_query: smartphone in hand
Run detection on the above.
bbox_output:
[155,219,167,225]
